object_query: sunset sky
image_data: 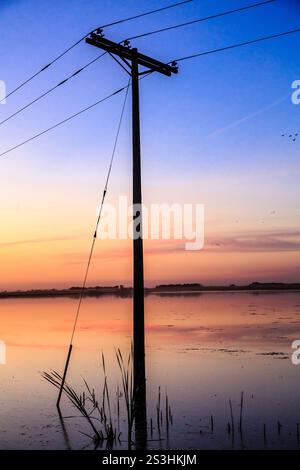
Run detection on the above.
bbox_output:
[0,0,300,289]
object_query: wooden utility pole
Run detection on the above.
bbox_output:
[131,46,147,431]
[86,32,178,443]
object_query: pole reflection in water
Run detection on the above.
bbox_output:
[134,369,147,449]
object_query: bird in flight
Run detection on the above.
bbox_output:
[281,133,298,142]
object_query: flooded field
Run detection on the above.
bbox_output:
[1,291,300,449]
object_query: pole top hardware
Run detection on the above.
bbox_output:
[95,28,104,37]
[122,39,132,49]
[86,34,178,76]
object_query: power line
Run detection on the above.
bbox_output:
[172,27,300,62]
[0,70,153,159]
[57,79,130,406]
[126,0,276,41]
[0,42,152,128]
[4,27,299,159]
[0,85,128,158]
[1,37,149,128]
[0,0,276,127]
[98,0,193,29]
[0,0,193,104]
[69,79,130,345]
[0,52,107,127]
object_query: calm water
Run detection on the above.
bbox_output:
[1,291,300,450]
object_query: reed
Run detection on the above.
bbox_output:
[42,370,103,442]
[239,391,244,434]
[157,386,161,435]
[43,373,300,449]
[42,348,136,447]
[165,388,169,434]
[115,347,135,445]
[43,347,176,449]
[229,398,235,436]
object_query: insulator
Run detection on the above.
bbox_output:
[123,39,131,48]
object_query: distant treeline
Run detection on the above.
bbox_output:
[0,285,131,299]
[0,282,299,299]
[154,282,300,291]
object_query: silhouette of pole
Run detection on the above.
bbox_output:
[131,47,147,444]
[85,33,178,447]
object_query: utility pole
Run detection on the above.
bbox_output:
[131,46,146,433]
[86,32,178,444]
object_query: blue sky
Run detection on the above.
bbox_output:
[0,0,300,287]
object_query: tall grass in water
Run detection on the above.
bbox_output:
[42,349,135,447]
[115,347,135,446]
[42,370,105,442]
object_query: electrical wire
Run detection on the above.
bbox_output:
[0,0,276,126]
[0,69,156,160]
[171,27,300,63]
[126,0,276,41]
[98,0,193,29]
[69,79,130,345]
[0,0,276,127]
[0,52,107,127]
[56,78,131,407]
[2,25,299,158]
[0,84,129,158]
[0,0,193,104]
[0,40,146,127]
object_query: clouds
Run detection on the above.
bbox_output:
[207,228,300,253]
[0,235,81,249]
[52,228,300,270]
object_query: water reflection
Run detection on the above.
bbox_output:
[57,409,71,450]
[0,292,300,449]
